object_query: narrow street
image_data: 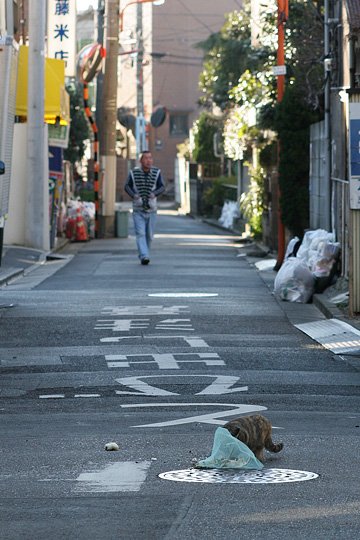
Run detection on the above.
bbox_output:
[1,211,359,539]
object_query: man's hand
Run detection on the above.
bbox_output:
[149,193,155,199]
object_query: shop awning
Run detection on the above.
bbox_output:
[15,45,70,125]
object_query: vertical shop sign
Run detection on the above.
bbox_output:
[47,0,76,77]
[349,102,360,209]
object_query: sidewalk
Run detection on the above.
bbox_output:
[0,245,47,286]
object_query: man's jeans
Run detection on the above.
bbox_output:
[133,211,157,260]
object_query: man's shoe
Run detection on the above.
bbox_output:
[141,258,150,265]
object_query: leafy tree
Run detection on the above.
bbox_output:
[192,112,222,163]
[273,85,320,236]
[239,165,266,238]
[194,0,324,238]
[64,82,90,165]
[197,7,269,111]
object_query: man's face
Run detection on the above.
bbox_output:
[140,153,153,171]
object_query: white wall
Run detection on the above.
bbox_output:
[4,123,27,245]
[4,123,49,248]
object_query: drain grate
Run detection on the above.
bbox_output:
[159,468,319,484]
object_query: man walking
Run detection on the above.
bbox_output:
[125,151,165,265]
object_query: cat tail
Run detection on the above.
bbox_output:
[265,438,284,454]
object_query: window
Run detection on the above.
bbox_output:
[169,114,189,137]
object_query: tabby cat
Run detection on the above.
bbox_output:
[223,414,283,462]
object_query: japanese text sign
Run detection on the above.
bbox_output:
[47,0,76,77]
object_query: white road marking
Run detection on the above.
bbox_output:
[95,318,195,332]
[100,335,209,347]
[95,319,150,331]
[196,375,248,395]
[115,377,176,396]
[156,319,194,331]
[114,375,247,397]
[119,403,267,428]
[102,306,189,316]
[106,352,224,369]
[148,293,218,298]
[39,394,65,399]
[74,394,101,398]
[75,461,151,493]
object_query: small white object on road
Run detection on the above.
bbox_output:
[105,442,120,451]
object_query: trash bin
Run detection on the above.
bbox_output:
[115,210,129,238]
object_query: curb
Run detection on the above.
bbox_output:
[312,293,347,321]
[0,238,69,287]
[0,267,24,287]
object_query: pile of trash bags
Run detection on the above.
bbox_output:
[274,229,340,303]
[64,200,96,242]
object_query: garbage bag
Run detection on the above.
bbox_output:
[218,201,240,229]
[284,236,301,259]
[274,257,315,303]
[196,427,264,470]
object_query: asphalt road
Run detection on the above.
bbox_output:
[0,212,359,539]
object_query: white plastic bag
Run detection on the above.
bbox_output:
[284,236,300,259]
[218,201,240,229]
[274,258,315,303]
[196,427,264,470]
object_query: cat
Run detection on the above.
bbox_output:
[223,414,284,462]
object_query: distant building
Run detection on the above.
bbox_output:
[76,1,243,199]
[118,0,242,198]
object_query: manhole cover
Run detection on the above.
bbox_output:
[159,468,319,484]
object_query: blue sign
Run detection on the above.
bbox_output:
[350,119,360,177]
[49,145,63,172]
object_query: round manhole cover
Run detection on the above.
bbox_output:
[159,468,319,484]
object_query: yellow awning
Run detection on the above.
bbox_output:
[16,45,70,126]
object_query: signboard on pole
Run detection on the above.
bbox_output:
[349,102,360,209]
[47,0,76,77]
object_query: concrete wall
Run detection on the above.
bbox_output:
[4,123,27,245]
[4,123,49,247]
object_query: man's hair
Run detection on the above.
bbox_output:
[140,151,152,161]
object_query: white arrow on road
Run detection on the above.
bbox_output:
[115,375,248,396]
[119,402,267,428]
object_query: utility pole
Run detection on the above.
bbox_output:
[96,0,105,131]
[274,0,288,271]
[25,0,49,251]
[136,1,147,158]
[99,0,118,236]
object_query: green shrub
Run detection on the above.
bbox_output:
[239,166,265,237]
[202,179,226,216]
[193,113,222,163]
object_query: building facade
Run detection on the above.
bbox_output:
[117,0,242,197]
